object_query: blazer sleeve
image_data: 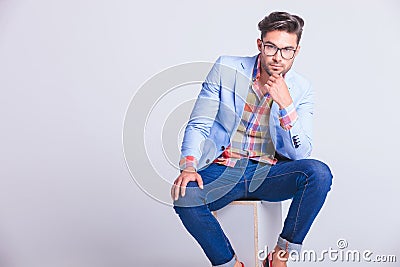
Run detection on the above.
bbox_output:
[275,83,314,160]
[180,56,223,166]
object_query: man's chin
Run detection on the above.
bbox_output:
[263,64,285,76]
[267,69,283,76]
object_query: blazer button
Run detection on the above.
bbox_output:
[221,146,225,150]
[206,159,210,164]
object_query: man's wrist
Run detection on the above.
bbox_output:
[278,100,293,110]
[179,155,198,171]
[182,166,197,173]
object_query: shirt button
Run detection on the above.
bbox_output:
[221,146,225,150]
[206,159,210,164]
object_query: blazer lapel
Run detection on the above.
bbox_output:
[234,55,257,118]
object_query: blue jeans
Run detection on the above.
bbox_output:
[173,158,332,267]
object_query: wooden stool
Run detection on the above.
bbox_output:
[213,201,282,267]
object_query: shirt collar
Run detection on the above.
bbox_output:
[252,54,261,82]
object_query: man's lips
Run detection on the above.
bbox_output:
[270,64,283,69]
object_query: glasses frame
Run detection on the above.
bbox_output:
[262,42,297,60]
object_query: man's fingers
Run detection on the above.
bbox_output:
[171,183,177,200]
[181,173,204,197]
[173,179,182,201]
[196,174,204,189]
[269,74,283,83]
[180,178,190,197]
[171,172,203,201]
[170,184,175,199]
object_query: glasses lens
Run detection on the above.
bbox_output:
[281,49,295,59]
[264,45,278,56]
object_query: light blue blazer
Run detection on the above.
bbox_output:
[181,55,314,170]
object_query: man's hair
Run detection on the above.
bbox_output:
[258,11,305,44]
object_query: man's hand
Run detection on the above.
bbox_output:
[265,73,293,109]
[171,167,203,201]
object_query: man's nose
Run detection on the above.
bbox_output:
[273,50,282,61]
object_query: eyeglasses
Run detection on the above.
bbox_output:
[262,42,297,60]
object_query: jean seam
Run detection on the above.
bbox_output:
[244,178,248,198]
[289,171,309,242]
[251,170,307,181]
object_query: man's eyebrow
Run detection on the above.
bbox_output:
[264,41,277,46]
[264,41,296,50]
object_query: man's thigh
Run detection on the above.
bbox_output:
[247,159,320,201]
[175,163,245,208]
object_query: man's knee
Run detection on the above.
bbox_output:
[173,182,206,209]
[303,159,333,191]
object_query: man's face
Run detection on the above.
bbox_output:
[257,30,300,77]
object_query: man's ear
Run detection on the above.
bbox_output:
[257,39,262,52]
[295,45,301,57]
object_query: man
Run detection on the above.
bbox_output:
[171,11,332,267]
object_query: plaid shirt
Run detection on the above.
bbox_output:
[180,54,298,170]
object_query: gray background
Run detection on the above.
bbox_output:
[1,0,399,266]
